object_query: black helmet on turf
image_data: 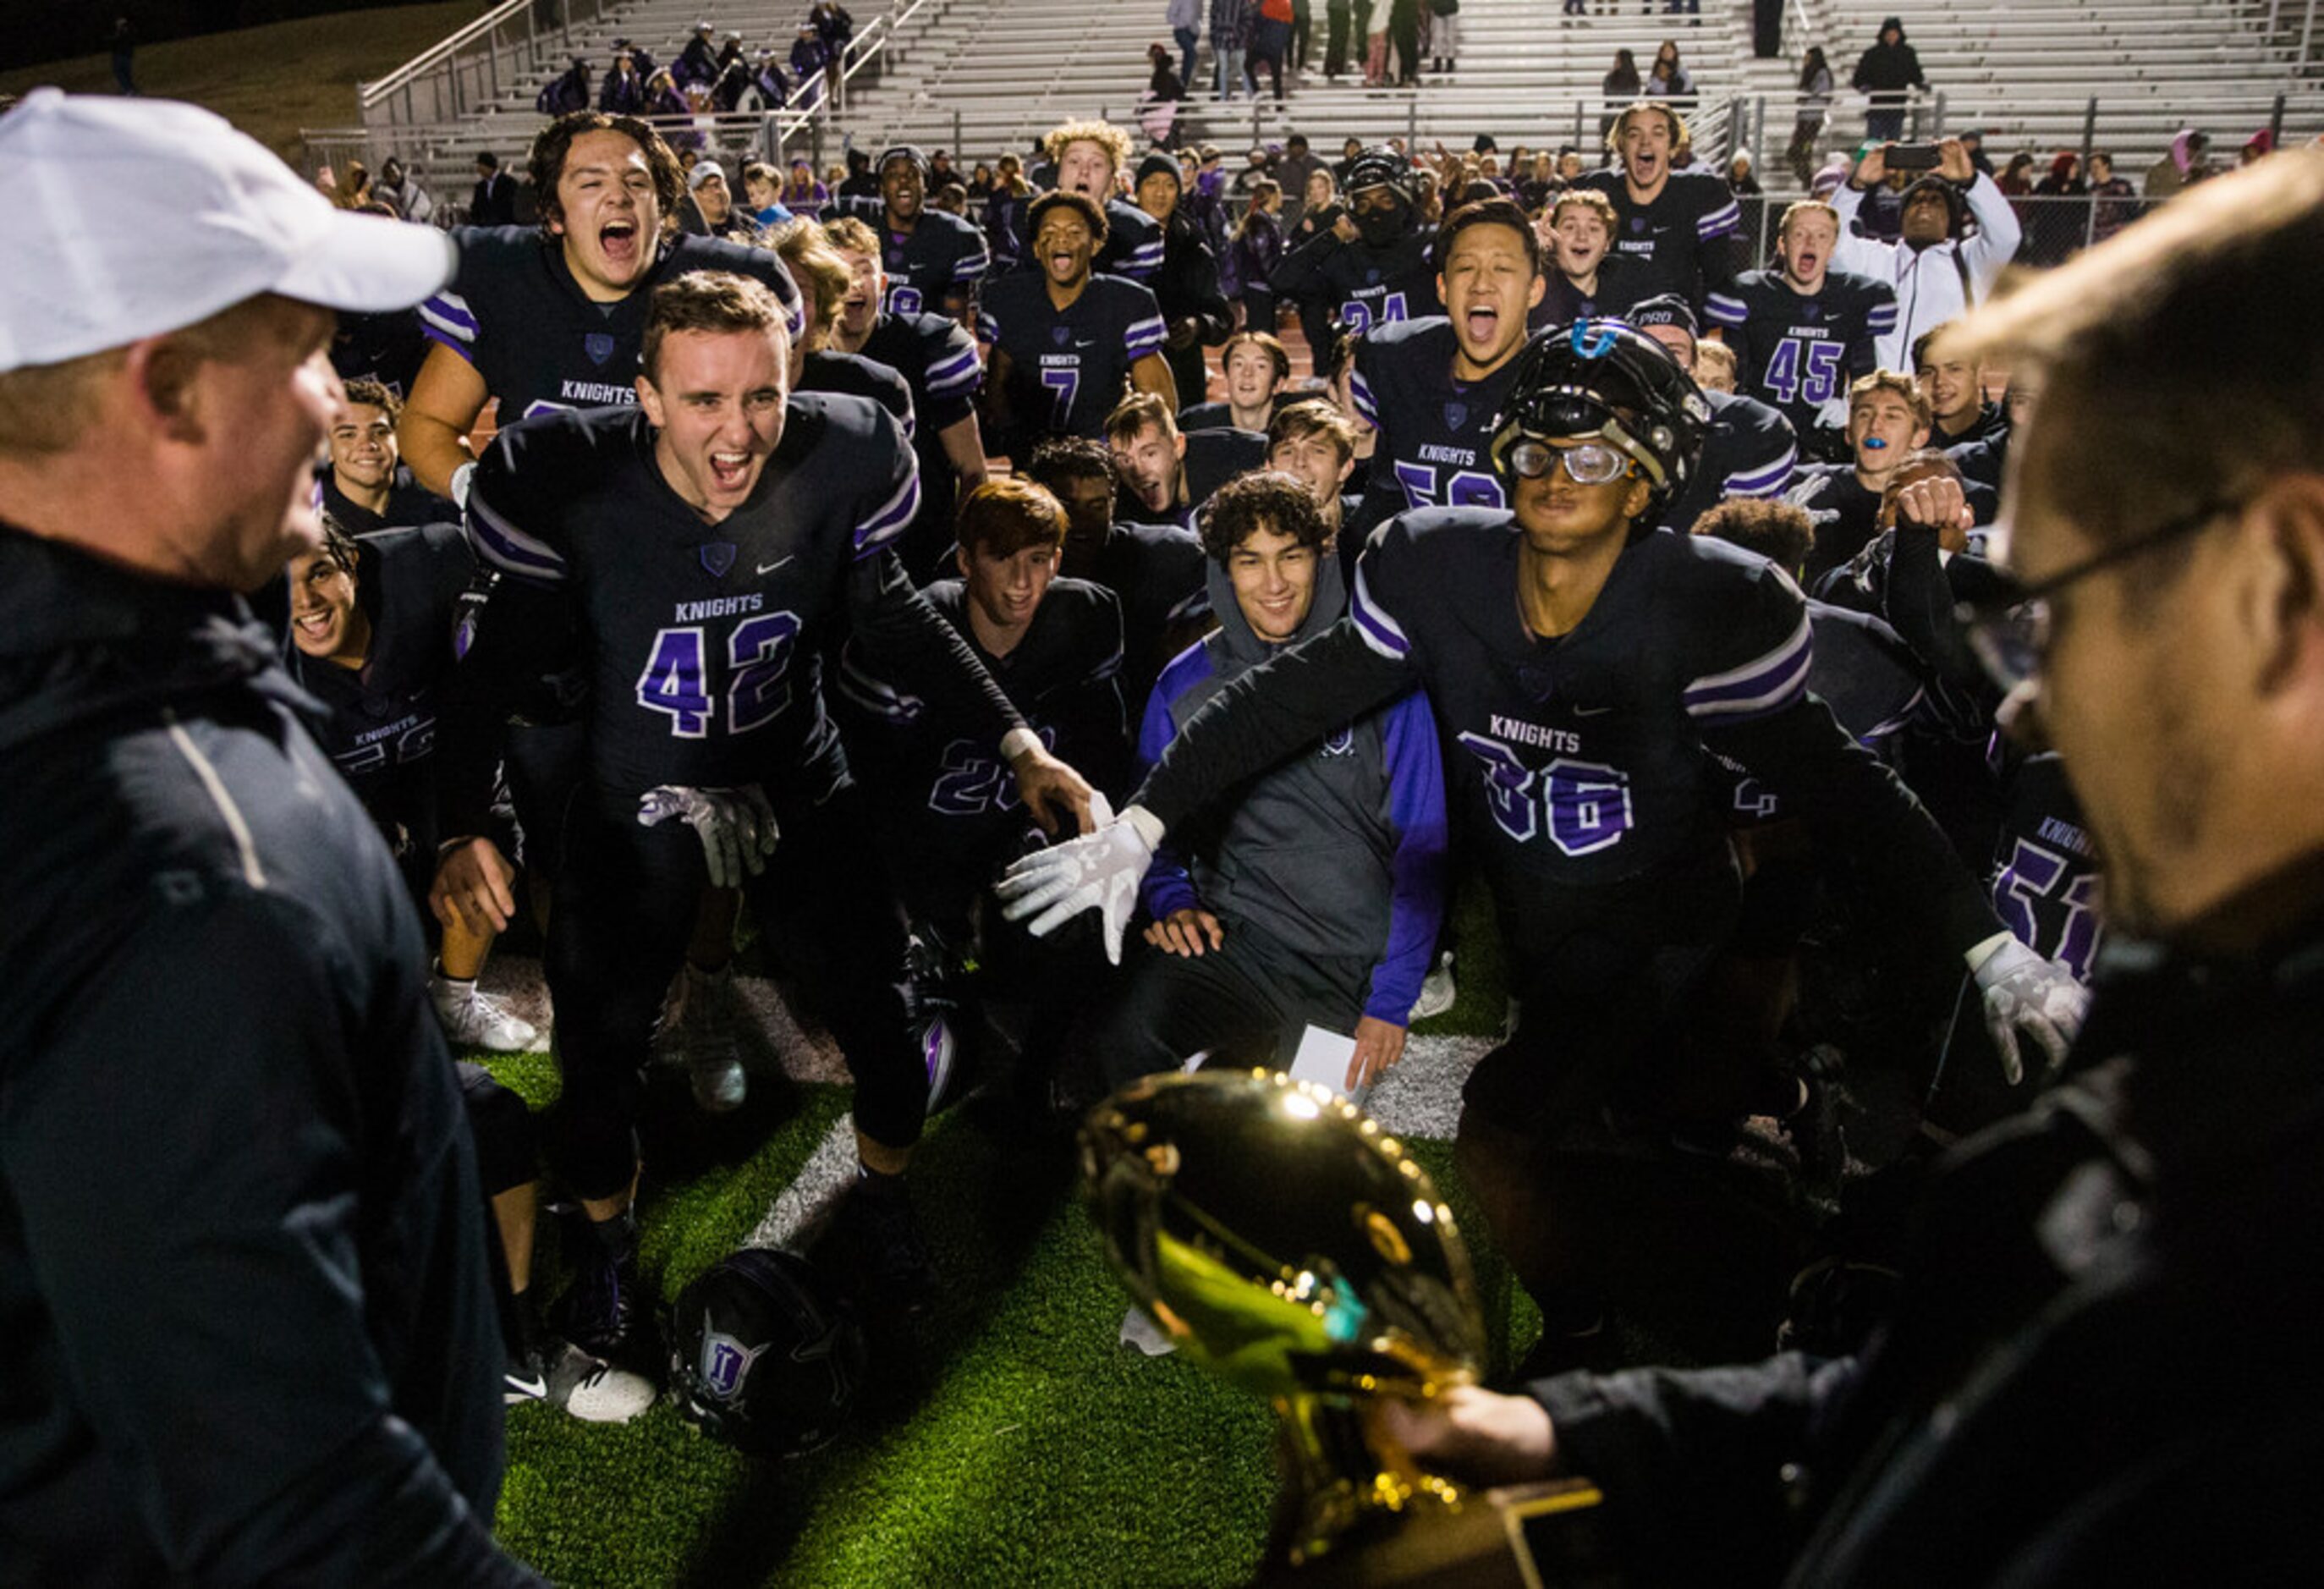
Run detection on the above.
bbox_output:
[669,1246,866,1456]
[1489,318,1711,518]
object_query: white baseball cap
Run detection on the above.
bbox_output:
[0,89,456,374]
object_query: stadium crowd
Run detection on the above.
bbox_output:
[3,49,2323,1585]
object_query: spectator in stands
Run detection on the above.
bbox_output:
[1070,469,1445,1108]
[1275,133,1326,228]
[1168,0,1203,92]
[371,156,433,226]
[813,0,856,62]
[1832,139,2021,371]
[1230,179,1287,332]
[599,48,644,114]
[1728,152,1761,197]
[686,162,758,244]
[710,53,754,113]
[1386,0,1421,85]
[743,160,792,226]
[642,67,690,136]
[783,155,828,217]
[107,14,137,94]
[1645,39,1694,108]
[933,182,971,217]
[1788,46,1832,189]
[970,162,997,199]
[1323,0,1354,79]
[931,150,963,189]
[2145,128,2210,199]
[2026,151,2089,266]
[742,47,791,110]
[1959,127,1996,178]
[674,20,719,90]
[1211,0,1250,97]
[334,159,374,211]
[1249,0,1294,102]
[1599,49,1641,142]
[470,149,517,224]
[1850,15,1924,144]
[791,23,829,107]
[2239,128,2275,168]
[539,56,592,118]
[2088,151,2137,242]
[1424,0,1459,74]
[609,34,658,80]
[986,152,1035,271]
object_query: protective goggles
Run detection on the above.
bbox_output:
[1502,438,1634,485]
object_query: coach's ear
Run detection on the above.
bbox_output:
[2240,471,2324,700]
[127,333,211,444]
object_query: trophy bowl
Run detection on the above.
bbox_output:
[1080,1069,1488,1567]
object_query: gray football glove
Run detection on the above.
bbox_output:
[994,801,1162,965]
[637,784,779,889]
[1973,937,2091,1086]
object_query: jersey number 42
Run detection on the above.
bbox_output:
[635,613,802,738]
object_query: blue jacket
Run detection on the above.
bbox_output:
[1138,555,1447,1023]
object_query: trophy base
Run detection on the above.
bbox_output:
[1265,1479,1624,1587]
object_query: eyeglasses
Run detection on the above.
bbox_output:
[1504,437,1634,485]
[1957,493,2244,692]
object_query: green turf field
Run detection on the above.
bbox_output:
[475,888,1536,1588]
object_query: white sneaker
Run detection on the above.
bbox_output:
[508,1339,658,1423]
[1410,951,1457,1021]
[431,976,540,1053]
[677,964,747,1113]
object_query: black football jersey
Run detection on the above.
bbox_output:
[836,576,1128,910]
[1576,168,1743,307]
[462,395,1016,798]
[861,309,986,578]
[1988,751,2101,984]
[1786,463,1888,581]
[419,228,801,423]
[1097,197,1166,284]
[1085,520,1209,709]
[1661,388,1799,535]
[1348,510,1814,890]
[1717,599,1930,825]
[1268,227,1442,338]
[881,207,992,317]
[1349,317,1523,520]
[285,522,472,844]
[1703,268,1898,442]
[798,349,915,438]
[1184,426,1269,512]
[979,271,1166,441]
[313,465,456,539]
[1532,254,1653,328]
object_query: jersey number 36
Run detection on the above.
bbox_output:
[1458,734,1634,855]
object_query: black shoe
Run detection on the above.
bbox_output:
[556,1247,643,1361]
[843,1175,938,1315]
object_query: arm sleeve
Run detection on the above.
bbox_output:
[1135,668,1203,920]
[1527,1353,1861,1584]
[415,229,483,364]
[1721,408,1799,500]
[1268,226,1342,301]
[1365,689,1448,1023]
[1123,283,1170,365]
[2,894,540,1586]
[1957,173,2025,293]
[920,320,985,429]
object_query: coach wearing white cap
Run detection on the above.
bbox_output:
[0,91,543,1585]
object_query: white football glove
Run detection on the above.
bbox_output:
[994,802,1162,965]
[637,784,779,889]
[1970,936,2091,1086]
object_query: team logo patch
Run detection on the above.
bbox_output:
[1630,216,1648,234]
[699,1326,770,1400]
[1052,325,1071,346]
[700,541,739,579]
[1443,401,1469,432]
[1320,725,1355,757]
[584,332,617,366]
[1365,267,1382,285]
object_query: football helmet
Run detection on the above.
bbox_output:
[1490,317,1711,517]
[670,1246,867,1456]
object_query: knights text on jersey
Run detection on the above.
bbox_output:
[1270,228,1442,338]
[417,228,802,422]
[881,208,992,317]
[979,272,1166,440]
[1349,316,1522,514]
[1348,508,1811,887]
[1988,751,2102,985]
[463,394,919,794]
[1702,267,1898,437]
[1576,169,1741,305]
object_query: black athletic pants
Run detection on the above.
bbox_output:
[546,780,920,1199]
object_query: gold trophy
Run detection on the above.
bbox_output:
[1080,1070,1618,1584]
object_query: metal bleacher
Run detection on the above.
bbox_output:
[320,0,2323,210]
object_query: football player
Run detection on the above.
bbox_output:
[398,111,799,507]
[1270,146,1442,342]
[1105,391,1266,531]
[1704,201,1898,459]
[1536,189,1652,327]
[1179,330,1293,433]
[1266,399,1365,548]
[979,192,1173,452]
[1576,102,1744,311]
[1000,321,2084,1328]
[866,145,989,323]
[313,378,453,537]
[1346,197,1547,540]
[826,216,989,580]
[1787,370,1934,577]
[1024,437,1211,710]
[1041,118,1165,284]
[769,218,915,432]
[437,272,1096,1345]
[1626,295,1799,535]
[1074,470,1446,1101]
[1912,324,2009,450]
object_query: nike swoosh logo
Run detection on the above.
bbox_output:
[504,1372,548,1400]
[756,556,794,575]
[1573,704,1613,718]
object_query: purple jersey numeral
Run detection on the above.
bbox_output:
[636,627,712,738]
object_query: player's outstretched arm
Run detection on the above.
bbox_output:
[398,341,490,502]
